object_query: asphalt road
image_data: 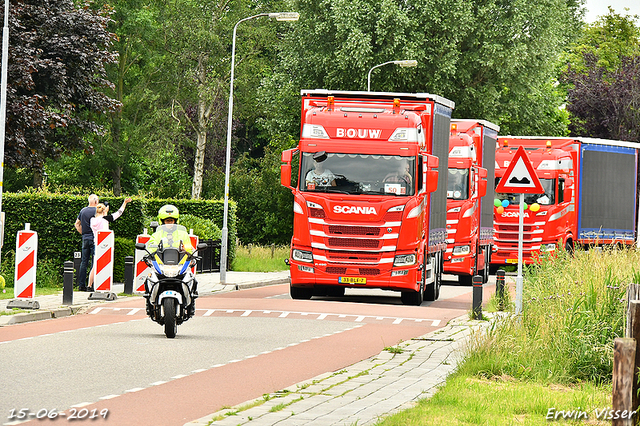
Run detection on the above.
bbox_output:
[1,276,487,426]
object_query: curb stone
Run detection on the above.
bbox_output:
[185,312,504,426]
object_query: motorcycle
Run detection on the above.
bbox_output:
[135,224,207,338]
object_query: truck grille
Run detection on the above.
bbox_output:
[325,267,381,276]
[328,225,380,236]
[328,238,380,249]
[327,251,381,262]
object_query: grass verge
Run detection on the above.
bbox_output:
[231,243,289,272]
[377,245,639,425]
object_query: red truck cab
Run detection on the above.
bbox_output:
[444,120,498,285]
[281,90,454,305]
[493,138,576,266]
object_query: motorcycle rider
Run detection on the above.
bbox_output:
[145,204,198,317]
[149,204,194,252]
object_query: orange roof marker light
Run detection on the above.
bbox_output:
[327,96,334,111]
[451,123,458,133]
[393,98,401,114]
[503,139,509,148]
[546,140,552,148]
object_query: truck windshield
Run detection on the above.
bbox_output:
[300,152,415,196]
[495,178,556,205]
[447,168,469,200]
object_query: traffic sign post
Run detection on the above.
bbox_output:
[495,146,543,315]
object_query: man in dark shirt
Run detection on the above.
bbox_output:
[74,194,99,291]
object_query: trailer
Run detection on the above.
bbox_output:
[492,137,640,266]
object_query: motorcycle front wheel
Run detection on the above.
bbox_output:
[163,298,177,338]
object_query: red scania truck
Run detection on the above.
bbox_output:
[444,120,499,285]
[492,136,640,267]
[280,90,455,305]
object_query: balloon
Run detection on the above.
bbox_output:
[501,200,509,208]
[523,203,528,210]
[530,203,541,212]
[496,206,504,214]
[494,199,501,207]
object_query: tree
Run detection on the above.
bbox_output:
[258,0,581,138]
[562,9,640,141]
[150,0,287,199]
[0,0,118,171]
[563,53,640,141]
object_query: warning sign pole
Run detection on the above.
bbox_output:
[495,146,543,316]
[516,194,524,315]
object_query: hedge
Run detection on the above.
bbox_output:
[0,192,236,285]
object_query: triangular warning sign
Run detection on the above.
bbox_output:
[495,146,544,194]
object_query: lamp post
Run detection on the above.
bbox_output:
[367,60,418,91]
[220,12,299,285]
[0,0,9,268]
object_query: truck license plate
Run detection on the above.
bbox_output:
[339,276,366,284]
[506,259,519,264]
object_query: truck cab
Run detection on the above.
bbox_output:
[281,90,454,305]
[492,138,576,266]
[444,120,498,285]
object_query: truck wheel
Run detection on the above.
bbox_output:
[401,289,423,306]
[423,253,440,302]
[290,284,313,300]
[565,239,574,254]
[459,275,473,286]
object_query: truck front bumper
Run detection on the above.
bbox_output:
[288,260,421,293]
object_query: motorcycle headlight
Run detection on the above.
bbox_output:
[394,254,416,267]
[162,265,183,278]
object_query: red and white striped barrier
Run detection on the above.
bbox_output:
[94,230,114,292]
[135,233,151,293]
[189,232,199,275]
[14,224,37,299]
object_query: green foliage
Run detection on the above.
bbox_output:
[113,237,136,283]
[461,246,636,385]
[231,243,290,272]
[564,8,640,74]
[0,191,237,279]
[230,147,293,245]
[179,214,221,240]
[259,0,580,138]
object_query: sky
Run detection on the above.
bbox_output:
[583,0,640,23]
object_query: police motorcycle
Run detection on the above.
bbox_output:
[136,222,207,338]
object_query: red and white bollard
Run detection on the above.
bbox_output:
[134,232,151,293]
[14,223,37,299]
[189,231,199,275]
[94,230,114,292]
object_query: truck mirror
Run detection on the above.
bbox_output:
[423,154,439,193]
[564,186,572,201]
[281,164,292,188]
[478,167,488,197]
[280,148,297,190]
[426,170,439,193]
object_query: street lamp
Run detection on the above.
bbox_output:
[220,12,300,285]
[367,60,418,91]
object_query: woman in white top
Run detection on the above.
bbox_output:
[87,198,132,291]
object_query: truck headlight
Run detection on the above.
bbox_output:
[292,249,314,263]
[394,254,416,267]
[452,245,470,255]
[540,243,556,252]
